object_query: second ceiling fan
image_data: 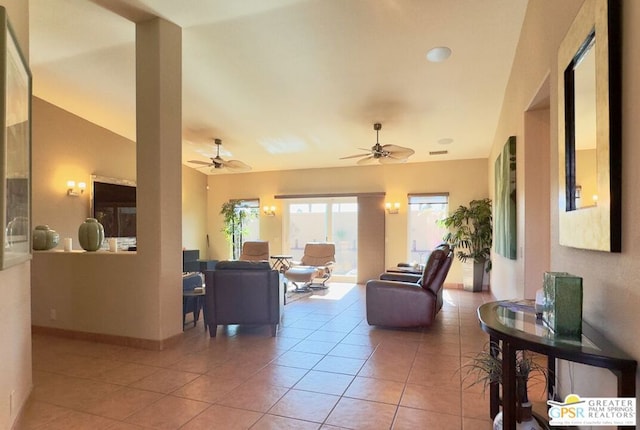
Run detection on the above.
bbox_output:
[188,138,251,172]
[341,123,415,165]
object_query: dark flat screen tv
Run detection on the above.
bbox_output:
[90,175,136,238]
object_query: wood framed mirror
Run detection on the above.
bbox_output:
[558,0,621,252]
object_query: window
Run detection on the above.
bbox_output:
[284,197,357,278]
[407,194,449,265]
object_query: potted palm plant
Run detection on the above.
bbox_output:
[439,198,492,291]
[220,200,251,259]
[461,342,546,429]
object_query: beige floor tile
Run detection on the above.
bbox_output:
[463,416,494,429]
[274,350,325,369]
[269,389,340,423]
[461,390,491,420]
[344,376,405,405]
[313,355,365,375]
[326,397,397,429]
[11,400,72,429]
[392,406,461,430]
[27,409,119,430]
[400,383,461,413]
[246,364,310,388]
[125,395,209,430]
[180,404,262,430]
[129,368,200,394]
[328,343,375,360]
[251,414,321,430]
[83,386,164,420]
[218,382,289,413]
[24,286,503,430]
[358,360,411,383]
[293,370,355,396]
[292,339,338,354]
[172,374,245,403]
[31,374,122,410]
[93,361,160,386]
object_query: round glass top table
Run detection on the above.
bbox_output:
[477,300,636,430]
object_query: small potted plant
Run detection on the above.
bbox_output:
[461,342,547,429]
[439,198,492,291]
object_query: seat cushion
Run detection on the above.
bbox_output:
[285,266,318,282]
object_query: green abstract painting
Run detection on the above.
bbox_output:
[494,136,516,259]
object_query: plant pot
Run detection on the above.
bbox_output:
[493,412,544,430]
[463,260,486,292]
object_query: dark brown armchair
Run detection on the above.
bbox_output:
[365,244,453,328]
[204,260,284,337]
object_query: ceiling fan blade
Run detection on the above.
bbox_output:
[382,144,415,158]
[340,153,371,160]
[187,160,213,166]
[356,156,377,165]
[222,159,252,172]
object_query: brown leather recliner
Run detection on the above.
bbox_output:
[239,240,270,261]
[365,244,453,328]
[204,260,284,337]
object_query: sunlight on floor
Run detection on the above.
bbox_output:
[443,289,459,306]
[310,283,357,300]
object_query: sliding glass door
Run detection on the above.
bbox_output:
[284,197,357,279]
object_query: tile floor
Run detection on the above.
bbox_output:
[16,284,509,429]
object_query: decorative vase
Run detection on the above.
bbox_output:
[32,225,60,250]
[493,403,543,430]
[78,218,105,251]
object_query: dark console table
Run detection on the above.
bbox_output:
[478,300,636,430]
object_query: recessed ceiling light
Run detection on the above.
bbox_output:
[437,138,454,145]
[426,46,452,63]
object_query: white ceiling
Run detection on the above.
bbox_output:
[29,0,529,174]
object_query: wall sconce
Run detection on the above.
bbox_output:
[263,205,276,216]
[385,202,400,214]
[67,180,86,197]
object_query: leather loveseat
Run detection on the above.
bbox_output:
[204,260,284,337]
[365,244,453,328]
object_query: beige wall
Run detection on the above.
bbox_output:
[32,98,136,238]
[206,159,488,285]
[491,0,640,399]
[0,2,31,429]
[30,97,206,340]
[181,165,208,253]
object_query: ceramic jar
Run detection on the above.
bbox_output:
[78,218,105,251]
[32,225,60,250]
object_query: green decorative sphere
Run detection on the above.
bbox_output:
[32,225,60,250]
[78,218,105,251]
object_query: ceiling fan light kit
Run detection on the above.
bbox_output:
[187,138,251,173]
[341,123,415,165]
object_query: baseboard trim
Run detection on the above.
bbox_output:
[31,325,182,351]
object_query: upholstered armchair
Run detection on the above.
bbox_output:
[365,244,453,327]
[239,240,270,261]
[204,260,284,337]
[286,242,336,288]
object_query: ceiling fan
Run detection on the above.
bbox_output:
[340,123,415,165]
[188,138,251,172]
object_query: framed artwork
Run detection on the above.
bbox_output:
[0,7,32,270]
[494,136,516,260]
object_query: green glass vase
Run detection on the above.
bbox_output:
[78,218,105,251]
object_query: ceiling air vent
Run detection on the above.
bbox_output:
[429,150,448,156]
